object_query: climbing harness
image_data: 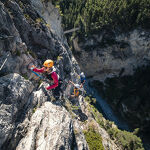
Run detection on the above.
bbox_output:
[73,87,85,97]
[74,88,79,97]
[0,53,10,71]
[68,82,85,98]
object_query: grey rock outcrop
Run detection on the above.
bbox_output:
[0,1,37,77]
[73,29,150,81]
[16,102,73,150]
[30,0,64,41]
[4,0,63,61]
[0,73,34,149]
[0,1,19,53]
[73,120,89,150]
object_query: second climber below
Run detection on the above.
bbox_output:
[31,59,59,90]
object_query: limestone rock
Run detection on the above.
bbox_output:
[73,29,150,81]
[31,0,64,40]
[73,120,89,150]
[16,102,73,150]
[0,73,34,149]
[0,2,37,77]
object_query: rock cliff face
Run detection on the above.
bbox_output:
[0,0,125,150]
[0,73,34,149]
[72,29,150,135]
[16,102,74,150]
[30,0,64,41]
[73,29,150,81]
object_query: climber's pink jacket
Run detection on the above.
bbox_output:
[33,67,59,90]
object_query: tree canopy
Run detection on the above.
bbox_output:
[53,0,150,35]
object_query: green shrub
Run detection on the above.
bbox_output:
[89,104,105,128]
[57,56,63,61]
[84,127,104,150]
[86,98,144,150]
[133,128,140,135]
[71,105,80,110]
[27,50,36,59]
[85,96,96,104]
[107,128,144,150]
[18,1,24,9]
[45,23,51,29]
[38,79,43,86]
[36,18,44,24]
[24,14,30,20]
[22,74,28,80]
[33,106,37,113]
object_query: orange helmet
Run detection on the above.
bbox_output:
[43,59,54,68]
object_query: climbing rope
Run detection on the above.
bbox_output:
[0,53,10,71]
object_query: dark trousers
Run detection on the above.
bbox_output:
[53,81,63,99]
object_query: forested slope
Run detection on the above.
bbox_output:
[54,0,150,35]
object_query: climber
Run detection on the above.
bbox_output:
[69,81,81,98]
[80,72,86,88]
[30,59,59,90]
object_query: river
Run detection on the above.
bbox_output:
[85,79,131,131]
